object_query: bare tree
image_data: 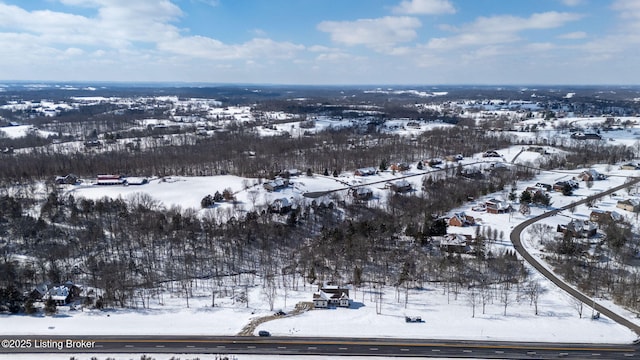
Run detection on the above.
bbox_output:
[263,276,277,311]
[525,280,544,315]
[467,287,480,318]
[570,296,583,318]
[500,283,512,316]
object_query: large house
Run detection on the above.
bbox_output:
[97,174,124,185]
[578,169,606,182]
[263,178,289,192]
[448,212,476,227]
[571,132,602,140]
[589,210,623,226]
[354,167,377,176]
[29,282,82,306]
[312,284,351,309]
[351,187,373,201]
[390,162,411,172]
[553,180,579,192]
[269,198,292,214]
[389,180,412,193]
[620,163,640,170]
[434,233,472,253]
[557,219,598,238]
[485,198,511,214]
[617,199,640,212]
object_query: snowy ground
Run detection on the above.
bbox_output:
[5,120,640,351]
[0,267,635,343]
[2,146,634,346]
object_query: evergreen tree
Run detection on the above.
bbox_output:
[44,296,57,316]
[519,190,532,204]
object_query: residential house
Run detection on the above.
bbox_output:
[620,162,640,170]
[553,180,579,192]
[525,186,548,199]
[485,198,511,214]
[354,167,377,176]
[55,174,79,185]
[557,219,598,238]
[312,283,351,309]
[96,174,124,185]
[445,154,464,162]
[435,233,472,253]
[482,150,501,158]
[390,180,412,193]
[29,282,82,306]
[312,291,329,309]
[489,162,511,173]
[123,177,149,186]
[460,167,484,180]
[578,169,606,182]
[535,183,552,191]
[283,169,300,177]
[448,212,475,227]
[351,187,373,201]
[263,178,289,192]
[390,162,411,172]
[617,199,640,212]
[571,132,602,140]
[269,198,292,214]
[589,210,623,226]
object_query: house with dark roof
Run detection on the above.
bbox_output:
[313,283,351,309]
[351,187,373,201]
[263,178,289,192]
[557,219,598,238]
[390,179,412,193]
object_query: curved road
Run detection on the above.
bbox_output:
[511,176,640,336]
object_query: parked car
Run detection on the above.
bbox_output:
[258,330,271,337]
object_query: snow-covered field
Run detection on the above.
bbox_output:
[4,150,640,346]
[2,268,634,342]
[5,104,640,354]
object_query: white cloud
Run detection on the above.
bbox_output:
[392,0,455,15]
[0,1,183,48]
[560,0,584,6]
[157,36,304,60]
[612,0,640,24]
[317,16,421,52]
[191,0,220,7]
[0,1,306,65]
[426,12,583,50]
[558,31,587,39]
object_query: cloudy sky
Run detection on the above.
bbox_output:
[0,0,638,85]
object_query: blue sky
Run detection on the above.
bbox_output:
[0,0,638,85]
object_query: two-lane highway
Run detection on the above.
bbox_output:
[0,335,638,358]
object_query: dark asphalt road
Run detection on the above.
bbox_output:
[1,335,638,358]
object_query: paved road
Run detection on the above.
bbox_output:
[1,335,638,358]
[510,176,640,336]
